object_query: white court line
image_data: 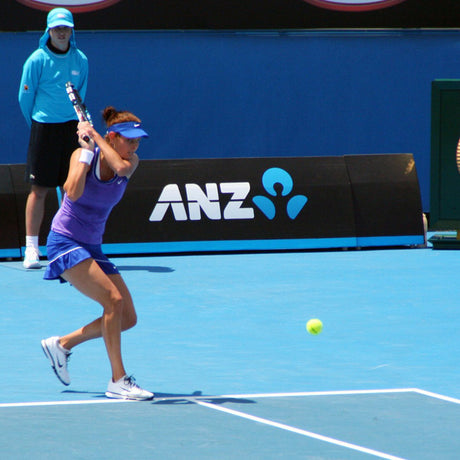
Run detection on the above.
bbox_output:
[412,388,460,405]
[0,399,134,408]
[0,388,415,408]
[1,387,458,408]
[0,388,455,459]
[191,398,406,460]
[200,388,418,400]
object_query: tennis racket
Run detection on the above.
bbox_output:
[65,81,93,142]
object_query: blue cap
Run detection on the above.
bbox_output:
[108,122,149,139]
[47,8,74,29]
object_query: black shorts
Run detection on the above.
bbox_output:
[25,120,79,187]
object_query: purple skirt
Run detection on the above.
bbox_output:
[44,230,119,283]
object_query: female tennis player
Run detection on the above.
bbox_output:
[41,106,153,400]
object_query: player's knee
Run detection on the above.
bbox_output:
[104,291,124,317]
[123,310,137,331]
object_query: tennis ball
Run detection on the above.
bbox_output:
[306,318,323,335]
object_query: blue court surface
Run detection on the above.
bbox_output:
[0,244,459,459]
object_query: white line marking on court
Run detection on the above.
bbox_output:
[200,388,417,400]
[0,399,134,408]
[412,388,460,405]
[190,398,407,460]
[0,388,413,407]
[1,387,458,408]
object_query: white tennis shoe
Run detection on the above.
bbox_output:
[23,247,41,269]
[41,336,71,386]
[106,375,154,401]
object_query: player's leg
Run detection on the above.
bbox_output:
[59,260,152,399]
[109,274,138,331]
[59,273,137,350]
[60,258,128,382]
[41,259,128,386]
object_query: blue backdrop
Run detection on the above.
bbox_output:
[3,29,460,211]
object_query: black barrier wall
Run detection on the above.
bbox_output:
[0,166,21,256]
[0,164,61,258]
[345,154,424,245]
[111,156,356,243]
[0,154,424,258]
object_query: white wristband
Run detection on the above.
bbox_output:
[79,148,94,165]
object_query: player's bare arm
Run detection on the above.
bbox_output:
[63,149,91,201]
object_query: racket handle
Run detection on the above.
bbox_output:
[79,119,91,142]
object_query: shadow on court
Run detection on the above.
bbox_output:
[154,396,256,406]
[117,265,175,273]
[62,389,257,406]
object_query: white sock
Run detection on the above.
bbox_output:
[57,340,70,354]
[26,235,39,250]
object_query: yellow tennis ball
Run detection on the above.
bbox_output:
[306,318,323,335]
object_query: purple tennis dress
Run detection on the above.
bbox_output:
[44,148,128,281]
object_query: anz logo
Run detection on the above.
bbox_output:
[253,168,308,220]
[149,167,308,222]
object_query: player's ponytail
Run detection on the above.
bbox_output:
[102,106,141,128]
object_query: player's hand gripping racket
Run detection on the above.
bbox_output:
[65,82,93,142]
